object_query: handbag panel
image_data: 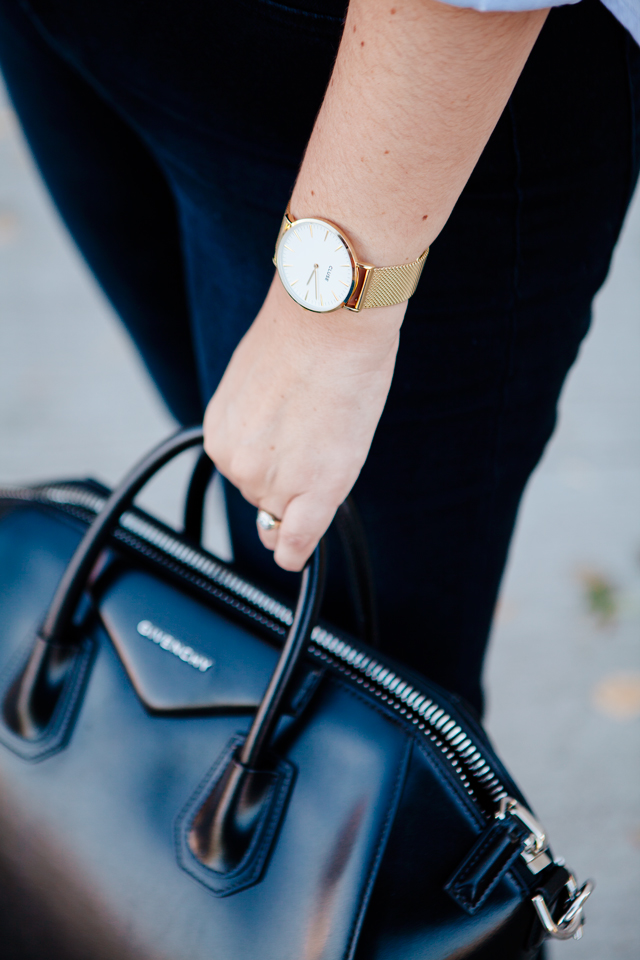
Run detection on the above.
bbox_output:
[98,565,282,713]
[0,506,287,715]
[353,746,533,960]
[0,506,85,667]
[0,497,550,960]
[0,503,413,960]
[0,626,411,960]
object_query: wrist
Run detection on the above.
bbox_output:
[288,192,427,268]
[263,273,406,352]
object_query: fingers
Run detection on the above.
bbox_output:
[206,443,342,571]
[256,508,282,552]
[272,494,338,572]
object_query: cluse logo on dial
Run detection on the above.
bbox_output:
[278,219,354,313]
[137,620,214,673]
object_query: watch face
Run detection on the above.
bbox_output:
[276,218,355,313]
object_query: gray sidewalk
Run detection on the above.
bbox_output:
[1,79,639,958]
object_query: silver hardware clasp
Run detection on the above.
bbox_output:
[495,796,547,855]
[532,876,595,941]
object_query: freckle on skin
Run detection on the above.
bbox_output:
[353,24,356,32]
[361,40,365,47]
[384,149,389,154]
[422,214,428,220]
[390,7,396,14]
[311,190,315,196]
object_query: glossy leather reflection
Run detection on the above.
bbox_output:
[3,637,81,740]
[303,797,366,960]
[0,495,560,957]
[184,738,294,893]
[189,753,275,871]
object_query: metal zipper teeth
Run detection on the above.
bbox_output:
[0,483,509,811]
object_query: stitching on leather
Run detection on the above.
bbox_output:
[0,637,94,761]
[48,642,93,737]
[175,736,295,895]
[504,861,530,901]
[345,738,412,960]
[448,826,520,911]
[223,763,294,891]
[209,772,282,890]
[177,736,242,828]
[453,826,509,886]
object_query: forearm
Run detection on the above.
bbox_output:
[291,0,549,266]
[205,0,550,571]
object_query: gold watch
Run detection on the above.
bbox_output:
[273,210,428,314]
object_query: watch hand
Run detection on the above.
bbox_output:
[314,268,318,300]
[306,267,315,286]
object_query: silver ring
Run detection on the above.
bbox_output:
[256,509,281,532]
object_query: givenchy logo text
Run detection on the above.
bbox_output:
[137,620,214,673]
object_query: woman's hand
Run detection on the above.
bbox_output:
[203,275,405,571]
[204,0,549,571]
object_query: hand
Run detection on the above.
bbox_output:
[203,274,406,571]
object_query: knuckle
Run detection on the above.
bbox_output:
[279,530,315,553]
[228,451,262,489]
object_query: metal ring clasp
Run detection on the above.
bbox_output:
[532,877,595,941]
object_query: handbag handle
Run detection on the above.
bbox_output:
[5,428,367,875]
[37,427,324,763]
[7,428,337,771]
[183,450,379,648]
[39,426,207,648]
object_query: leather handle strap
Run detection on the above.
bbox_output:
[240,542,324,768]
[3,427,207,743]
[183,448,216,544]
[22,427,362,767]
[27,428,373,769]
[183,450,379,648]
[40,427,206,647]
[333,498,379,648]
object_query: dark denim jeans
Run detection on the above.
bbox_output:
[1,0,638,713]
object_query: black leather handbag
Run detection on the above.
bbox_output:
[0,428,593,960]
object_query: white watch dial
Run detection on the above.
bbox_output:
[276,218,355,313]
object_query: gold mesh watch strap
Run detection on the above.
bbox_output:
[273,208,428,309]
[357,249,429,310]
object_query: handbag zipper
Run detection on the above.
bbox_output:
[1,482,509,815]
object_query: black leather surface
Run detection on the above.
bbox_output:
[445,818,529,914]
[99,565,280,713]
[0,500,540,959]
[352,744,528,960]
